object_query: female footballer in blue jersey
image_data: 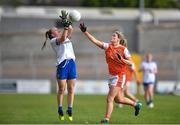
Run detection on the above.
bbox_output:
[42,10,76,122]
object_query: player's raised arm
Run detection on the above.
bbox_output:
[79,22,104,49]
[57,10,72,43]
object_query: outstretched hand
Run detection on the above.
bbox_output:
[59,10,68,20]
[63,20,72,28]
[59,10,72,28]
[79,22,87,32]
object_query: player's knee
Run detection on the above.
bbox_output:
[114,99,119,103]
[107,96,114,103]
[115,95,124,103]
[67,88,74,95]
[118,97,125,103]
[58,88,65,94]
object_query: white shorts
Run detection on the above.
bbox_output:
[108,74,126,88]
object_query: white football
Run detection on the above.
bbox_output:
[69,10,81,22]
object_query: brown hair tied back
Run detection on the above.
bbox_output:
[114,31,124,39]
[120,39,128,48]
[41,30,53,50]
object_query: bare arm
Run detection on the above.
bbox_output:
[79,22,104,49]
[139,64,144,72]
[57,25,73,43]
[154,68,158,74]
[121,56,133,66]
[150,67,158,74]
[67,25,73,38]
[133,68,140,84]
[83,31,104,49]
[117,50,133,66]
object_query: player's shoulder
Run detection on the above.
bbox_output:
[151,61,157,65]
[103,42,109,45]
[123,46,131,56]
[65,38,70,41]
[50,37,57,43]
[141,61,147,65]
[123,46,129,52]
[103,42,109,49]
[51,37,71,43]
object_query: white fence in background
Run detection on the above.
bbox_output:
[0,79,180,95]
[0,79,51,94]
[73,80,179,95]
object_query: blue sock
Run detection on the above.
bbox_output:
[58,106,63,115]
[67,107,72,116]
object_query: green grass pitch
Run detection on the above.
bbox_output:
[0,94,179,124]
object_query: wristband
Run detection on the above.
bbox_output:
[64,27,68,30]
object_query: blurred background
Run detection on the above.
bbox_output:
[0,0,180,95]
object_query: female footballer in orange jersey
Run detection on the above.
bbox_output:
[79,22,142,123]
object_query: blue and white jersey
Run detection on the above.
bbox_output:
[50,38,75,66]
[140,61,157,83]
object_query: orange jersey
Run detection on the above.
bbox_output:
[104,43,131,88]
[105,44,126,75]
